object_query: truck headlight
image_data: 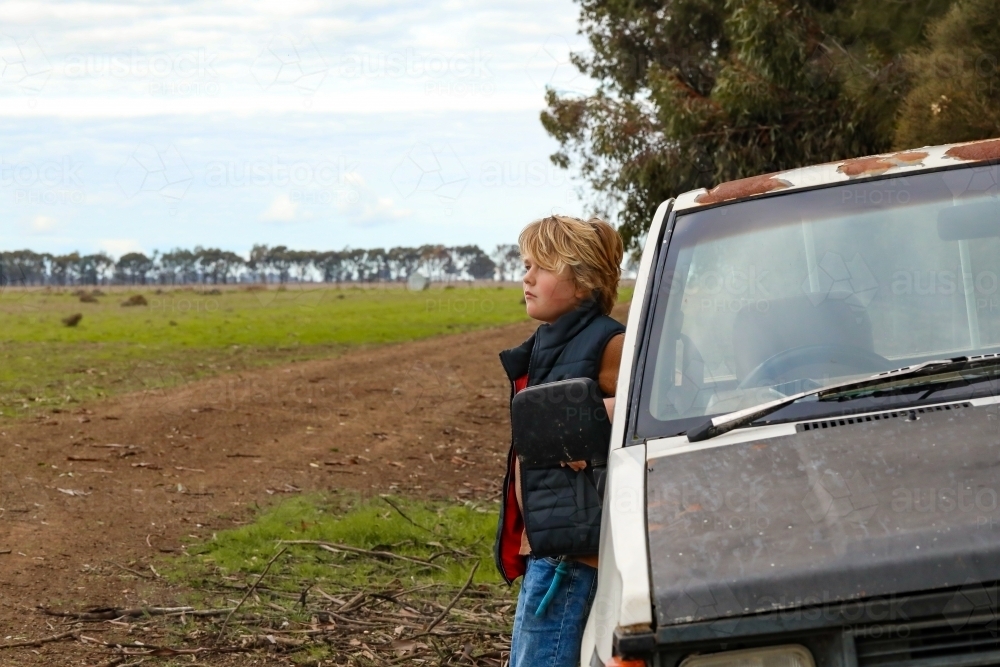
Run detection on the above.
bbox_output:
[679,645,815,667]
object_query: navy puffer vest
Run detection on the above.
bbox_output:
[494,299,625,582]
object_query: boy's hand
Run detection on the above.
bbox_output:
[561,397,616,472]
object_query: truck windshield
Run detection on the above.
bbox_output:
[636,164,1000,439]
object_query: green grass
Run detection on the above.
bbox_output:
[0,283,633,420]
[158,493,515,663]
[172,493,503,591]
[0,284,531,419]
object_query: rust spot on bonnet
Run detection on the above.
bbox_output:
[837,151,929,178]
[694,173,793,205]
[944,138,1000,162]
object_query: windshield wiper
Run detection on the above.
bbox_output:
[685,354,1000,443]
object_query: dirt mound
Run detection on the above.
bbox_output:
[120,294,148,307]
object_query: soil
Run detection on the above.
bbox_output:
[0,305,627,665]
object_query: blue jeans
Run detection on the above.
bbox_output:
[510,556,598,667]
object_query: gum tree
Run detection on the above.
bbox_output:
[542,0,953,252]
[894,0,1000,148]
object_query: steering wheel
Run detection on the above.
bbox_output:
[737,344,892,391]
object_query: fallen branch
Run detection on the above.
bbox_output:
[425,560,479,633]
[368,592,423,614]
[428,547,475,562]
[41,606,213,621]
[217,546,287,641]
[316,610,384,627]
[115,644,247,657]
[381,496,435,534]
[312,587,346,606]
[84,658,127,667]
[85,659,146,667]
[107,561,155,580]
[337,590,366,613]
[241,633,307,648]
[0,629,78,649]
[166,607,234,618]
[79,634,109,646]
[281,539,445,571]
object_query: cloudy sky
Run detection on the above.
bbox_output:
[0,0,594,258]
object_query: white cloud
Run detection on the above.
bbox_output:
[361,196,411,223]
[0,0,590,254]
[99,238,144,258]
[259,193,298,222]
[28,214,56,232]
[338,171,410,224]
[0,93,542,117]
[0,0,590,115]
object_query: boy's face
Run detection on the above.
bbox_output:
[522,253,588,323]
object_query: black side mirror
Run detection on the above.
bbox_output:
[511,378,612,467]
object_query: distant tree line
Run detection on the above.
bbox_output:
[0,244,525,287]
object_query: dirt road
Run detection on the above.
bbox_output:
[0,306,627,665]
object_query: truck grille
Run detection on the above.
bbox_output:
[855,612,1000,667]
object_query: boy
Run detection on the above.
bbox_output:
[496,215,625,667]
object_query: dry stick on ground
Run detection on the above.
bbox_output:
[87,659,147,667]
[164,608,234,618]
[83,658,123,667]
[368,592,423,614]
[217,546,287,642]
[317,610,385,627]
[428,547,475,562]
[424,560,480,634]
[337,590,366,612]
[281,539,446,571]
[41,606,230,621]
[0,629,79,650]
[381,496,436,534]
[312,587,346,606]
[107,561,155,580]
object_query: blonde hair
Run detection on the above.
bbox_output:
[518,215,623,315]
